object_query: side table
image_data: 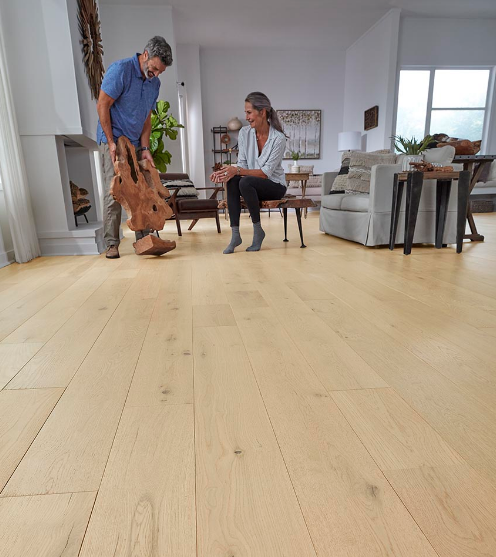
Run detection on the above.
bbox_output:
[453,154,496,242]
[285,172,310,218]
[389,170,471,255]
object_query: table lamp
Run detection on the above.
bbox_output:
[338,131,362,152]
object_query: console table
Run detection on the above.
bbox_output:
[285,172,310,217]
[389,170,471,255]
[453,155,496,242]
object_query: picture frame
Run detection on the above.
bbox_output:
[276,109,321,159]
[364,106,379,131]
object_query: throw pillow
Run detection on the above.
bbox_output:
[346,151,396,193]
[160,178,198,198]
[331,151,352,191]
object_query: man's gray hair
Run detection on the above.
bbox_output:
[145,36,173,67]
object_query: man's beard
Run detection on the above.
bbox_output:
[142,61,154,79]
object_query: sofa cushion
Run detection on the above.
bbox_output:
[321,193,347,210]
[176,198,218,212]
[346,151,396,193]
[340,193,370,212]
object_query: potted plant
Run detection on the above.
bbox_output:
[391,135,433,171]
[150,100,184,173]
[290,151,301,173]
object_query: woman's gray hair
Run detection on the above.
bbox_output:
[245,92,286,135]
[145,36,173,67]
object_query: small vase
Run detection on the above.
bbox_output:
[227,117,243,131]
[291,164,300,173]
[402,155,422,171]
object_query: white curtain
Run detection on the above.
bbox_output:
[0,10,40,263]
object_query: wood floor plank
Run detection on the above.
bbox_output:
[194,326,317,556]
[79,405,195,557]
[2,267,112,344]
[257,282,388,390]
[332,388,462,471]
[0,276,80,341]
[0,257,81,313]
[0,492,96,557]
[0,344,44,389]
[308,270,496,413]
[126,290,193,407]
[192,256,228,305]
[309,298,496,486]
[193,303,236,327]
[1,271,158,496]
[385,465,496,557]
[0,388,63,491]
[234,305,438,556]
[6,277,133,389]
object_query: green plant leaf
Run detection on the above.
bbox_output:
[165,129,178,140]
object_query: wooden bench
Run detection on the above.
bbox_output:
[218,197,316,248]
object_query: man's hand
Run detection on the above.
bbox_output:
[140,149,156,167]
[108,141,117,163]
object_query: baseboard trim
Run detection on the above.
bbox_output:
[37,223,105,256]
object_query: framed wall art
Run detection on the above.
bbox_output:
[276,109,321,159]
[364,105,379,131]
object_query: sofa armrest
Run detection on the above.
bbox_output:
[369,164,402,213]
[322,172,339,196]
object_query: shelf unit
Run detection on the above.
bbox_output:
[212,126,239,169]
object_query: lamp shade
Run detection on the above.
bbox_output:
[338,131,362,152]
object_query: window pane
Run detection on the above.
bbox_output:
[432,70,489,108]
[395,70,430,141]
[430,110,485,141]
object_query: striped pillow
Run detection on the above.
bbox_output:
[346,150,395,193]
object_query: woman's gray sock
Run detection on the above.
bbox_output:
[246,221,265,251]
[223,226,242,254]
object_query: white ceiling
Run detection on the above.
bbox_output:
[99,0,496,49]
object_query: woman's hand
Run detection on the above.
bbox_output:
[211,165,237,183]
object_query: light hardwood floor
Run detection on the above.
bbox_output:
[1,211,496,556]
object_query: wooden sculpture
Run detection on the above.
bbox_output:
[110,136,176,256]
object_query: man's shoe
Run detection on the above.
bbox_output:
[106,245,120,259]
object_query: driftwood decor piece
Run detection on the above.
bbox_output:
[77,0,105,100]
[110,136,176,256]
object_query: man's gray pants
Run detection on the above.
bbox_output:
[99,142,150,248]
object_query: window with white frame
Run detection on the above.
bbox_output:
[395,68,492,145]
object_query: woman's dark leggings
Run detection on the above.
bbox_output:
[226,175,287,227]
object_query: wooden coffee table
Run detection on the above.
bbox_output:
[389,170,471,254]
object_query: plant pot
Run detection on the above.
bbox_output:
[291,165,300,173]
[402,155,422,171]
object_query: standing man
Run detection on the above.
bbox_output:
[97,36,173,259]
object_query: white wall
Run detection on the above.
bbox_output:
[176,44,206,188]
[200,46,345,181]
[100,4,183,172]
[398,16,496,154]
[0,0,84,136]
[343,9,401,151]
